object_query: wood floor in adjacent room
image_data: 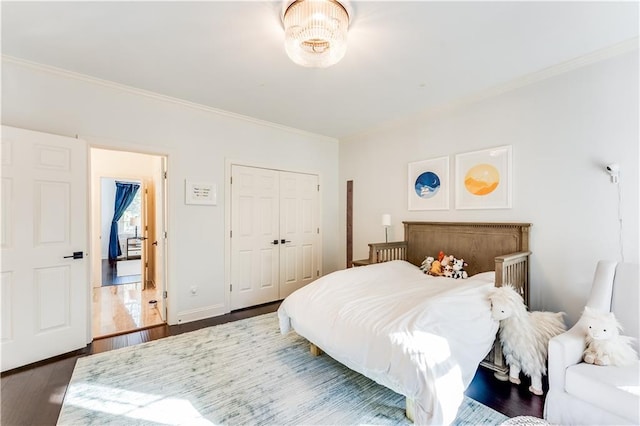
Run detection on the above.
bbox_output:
[92,283,164,338]
[1,302,545,425]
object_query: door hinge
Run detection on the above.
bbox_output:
[163,291,168,299]
[145,188,148,194]
[230,284,233,292]
[317,227,320,234]
[164,231,168,239]
[317,184,320,191]
[230,230,232,238]
[164,171,167,179]
[145,262,148,268]
[230,176,233,184]
[317,270,320,277]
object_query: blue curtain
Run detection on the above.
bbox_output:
[108,181,140,263]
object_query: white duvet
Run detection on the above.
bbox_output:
[278,260,498,425]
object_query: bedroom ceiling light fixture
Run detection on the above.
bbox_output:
[283,0,350,68]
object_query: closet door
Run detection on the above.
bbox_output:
[230,165,280,310]
[230,165,319,310]
[279,171,318,299]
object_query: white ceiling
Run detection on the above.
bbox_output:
[2,1,638,139]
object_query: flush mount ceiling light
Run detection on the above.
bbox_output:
[283,0,350,68]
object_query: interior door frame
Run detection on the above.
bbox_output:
[224,159,323,313]
[88,143,170,331]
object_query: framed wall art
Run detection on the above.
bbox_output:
[455,145,512,209]
[185,179,217,205]
[408,156,449,210]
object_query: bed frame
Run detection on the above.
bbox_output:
[310,221,531,421]
[363,221,532,379]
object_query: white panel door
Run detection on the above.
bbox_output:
[1,125,88,372]
[279,171,319,299]
[230,165,279,310]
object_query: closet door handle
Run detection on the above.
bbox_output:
[280,239,291,244]
[271,240,279,245]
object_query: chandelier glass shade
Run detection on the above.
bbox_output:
[283,0,350,68]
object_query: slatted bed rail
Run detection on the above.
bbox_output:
[367,241,408,264]
[495,251,531,306]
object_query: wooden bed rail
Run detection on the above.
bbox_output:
[367,241,408,263]
[495,251,531,306]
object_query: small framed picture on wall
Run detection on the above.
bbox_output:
[455,145,512,209]
[408,156,449,210]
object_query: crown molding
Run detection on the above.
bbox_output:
[343,37,639,142]
[1,55,337,142]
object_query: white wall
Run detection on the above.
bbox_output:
[2,59,341,325]
[340,49,639,326]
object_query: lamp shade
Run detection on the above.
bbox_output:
[283,0,349,68]
[382,214,391,227]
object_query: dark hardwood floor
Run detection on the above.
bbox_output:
[1,301,544,425]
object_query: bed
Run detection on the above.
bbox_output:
[278,221,531,425]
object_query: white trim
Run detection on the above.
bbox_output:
[176,303,226,325]
[1,55,336,142]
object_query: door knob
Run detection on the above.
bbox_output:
[63,251,84,259]
[152,241,158,246]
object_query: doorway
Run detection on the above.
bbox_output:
[90,148,167,338]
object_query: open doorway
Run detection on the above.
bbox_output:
[90,148,167,338]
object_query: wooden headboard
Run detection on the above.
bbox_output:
[403,221,530,275]
[368,222,531,297]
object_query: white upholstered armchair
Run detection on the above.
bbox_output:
[544,260,639,425]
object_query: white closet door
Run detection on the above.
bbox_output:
[1,126,88,372]
[279,171,319,299]
[230,165,280,310]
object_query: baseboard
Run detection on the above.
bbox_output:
[176,304,227,325]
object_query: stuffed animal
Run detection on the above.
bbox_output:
[443,264,454,278]
[420,256,434,274]
[452,258,468,279]
[429,260,443,276]
[441,254,454,269]
[488,285,566,395]
[582,306,637,366]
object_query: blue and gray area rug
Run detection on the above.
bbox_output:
[58,313,508,425]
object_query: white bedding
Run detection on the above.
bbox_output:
[278,260,498,425]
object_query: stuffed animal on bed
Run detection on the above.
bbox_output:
[420,256,434,274]
[428,260,443,276]
[582,306,637,366]
[443,264,454,278]
[452,258,468,279]
[441,254,454,269]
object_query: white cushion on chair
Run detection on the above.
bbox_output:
[565,361,640,424]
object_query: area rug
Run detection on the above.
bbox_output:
[58,313,509,425]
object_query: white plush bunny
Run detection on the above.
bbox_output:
[582,306,637,366]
